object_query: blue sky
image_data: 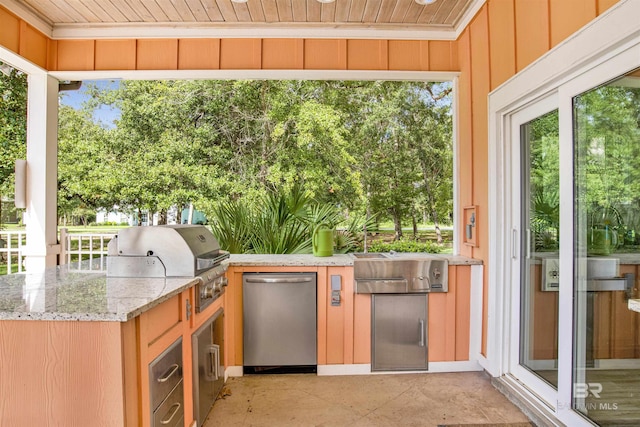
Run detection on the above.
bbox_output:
[59,79,121,128]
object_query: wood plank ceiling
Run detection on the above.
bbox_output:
[12,0,474,31]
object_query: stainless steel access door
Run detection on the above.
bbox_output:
[243,273,317,366]
[192,307,224,427]
[372,294,428,371]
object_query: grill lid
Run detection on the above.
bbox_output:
[106,224,229,277]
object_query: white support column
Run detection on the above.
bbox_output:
[24,73,60,271]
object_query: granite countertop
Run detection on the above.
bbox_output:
[0,253,481,322]
[225,253,482,266]
[0,261,198,322]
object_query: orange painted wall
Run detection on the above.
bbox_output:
[0,7,49,69]
[43,38,458,72]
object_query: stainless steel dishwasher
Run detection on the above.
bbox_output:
[243,273,317,372]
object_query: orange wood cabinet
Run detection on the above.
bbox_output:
[225,264,472,367]
[0,285,225,427]
[0,317,139,426]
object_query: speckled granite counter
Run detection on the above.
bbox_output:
[0,262,198,322]
[225,253,482,267]
[0,253,481,322]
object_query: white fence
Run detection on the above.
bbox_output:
[0,229,117,275]
[0,231,26,274]
[59,228,115,272]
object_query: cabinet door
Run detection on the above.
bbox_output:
[192,307,224,427]
[372,294,428,371]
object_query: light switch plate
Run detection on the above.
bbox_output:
[331,275,341,291]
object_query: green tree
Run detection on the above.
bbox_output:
[0,63,27,226]
[57,105,110,224]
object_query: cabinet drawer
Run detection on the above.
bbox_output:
[146,294,182,345]
[153,381,184,427]
[149,337,183,411]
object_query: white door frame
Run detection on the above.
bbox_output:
[487,1,640,425]
[508,94,559,409]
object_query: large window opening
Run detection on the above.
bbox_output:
[57,79,455,255]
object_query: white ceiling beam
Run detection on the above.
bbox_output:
[48,69,460,82]
[51,22,459,40]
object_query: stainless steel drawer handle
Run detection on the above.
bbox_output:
[160,402,181,425]
[245,276,314,283]
[157,364,179,383]
[418,319,425,347]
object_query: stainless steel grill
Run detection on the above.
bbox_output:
[106,224,229,312]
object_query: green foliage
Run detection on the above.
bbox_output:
[56,79,453,234]
[0,63,27,228]
[249,186,312,254]
[334,213,377,254]
[366,238,442,254]
[208,185,370,254]
[0,64,27,187]
[574,81,640,252]
[208,199,253,254]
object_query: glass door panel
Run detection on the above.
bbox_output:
[573,68,640,425]
[520,109,560,388]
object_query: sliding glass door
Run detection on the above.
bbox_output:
[511,96,559,406]
[572,68,640,426]
[511,68,640,426]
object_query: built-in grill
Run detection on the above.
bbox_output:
[106,225,230,312]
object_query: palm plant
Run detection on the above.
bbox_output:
[209,184,374,254]
[334,213,376,253]
[208,199,253,253]
[250,187,312,254]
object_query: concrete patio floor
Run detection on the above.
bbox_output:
[202,371,533,426]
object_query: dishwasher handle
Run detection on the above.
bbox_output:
[244,276,314,284]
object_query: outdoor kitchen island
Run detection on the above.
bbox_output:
[0,253,481,427]
[0,262,213,427]
[224,253,483,377]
